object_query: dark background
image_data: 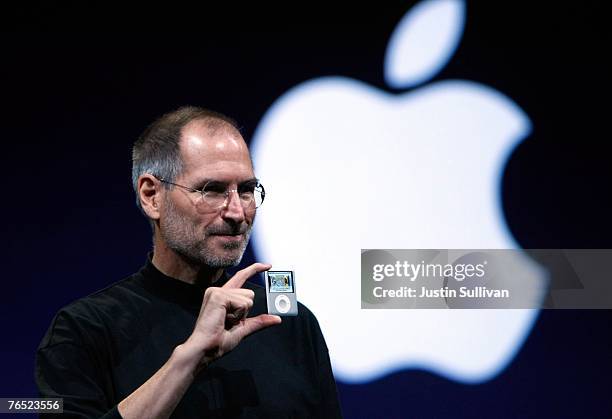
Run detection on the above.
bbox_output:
[2,2,611,418]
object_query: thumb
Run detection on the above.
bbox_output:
[235,314,282,340]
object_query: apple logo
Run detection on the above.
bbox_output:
[250,0,546,383]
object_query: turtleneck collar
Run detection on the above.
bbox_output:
[137,253,230,308]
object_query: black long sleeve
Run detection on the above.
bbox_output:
[36,259,342,418]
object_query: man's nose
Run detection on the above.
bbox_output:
[221,190,246,223]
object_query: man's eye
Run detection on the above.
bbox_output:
[239,191,254,201]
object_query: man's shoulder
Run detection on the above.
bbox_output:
[241,279,332,364]
[62,272,145,314]
[39,272,146,348]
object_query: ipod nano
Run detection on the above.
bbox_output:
[264,270,298,316]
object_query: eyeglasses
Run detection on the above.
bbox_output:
[153,175,265,211]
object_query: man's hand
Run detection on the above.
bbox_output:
[184,263,282,369]
[118,263,281,419]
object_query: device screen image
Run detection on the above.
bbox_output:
[268,271,294,293]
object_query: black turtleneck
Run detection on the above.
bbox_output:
[36,257,342,418]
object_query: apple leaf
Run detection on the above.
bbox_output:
[384,0,466,89]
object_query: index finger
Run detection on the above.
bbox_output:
[223,262,272,289]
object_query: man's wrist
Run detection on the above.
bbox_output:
[172,343,207,379]
[174,337,218,377]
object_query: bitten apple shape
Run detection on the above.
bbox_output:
[251,0,545,383]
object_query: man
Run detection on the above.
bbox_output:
[36,107,342,418]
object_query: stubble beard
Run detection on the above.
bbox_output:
[159,196,252,268]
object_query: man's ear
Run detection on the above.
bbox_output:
[138,174,161,221]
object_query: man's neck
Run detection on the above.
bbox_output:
[151,240,224,286]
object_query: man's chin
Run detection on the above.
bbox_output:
[196,231,251,268]
[202,244,248,268]
[203,252,244,268]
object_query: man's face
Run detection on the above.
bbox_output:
[158,121,256,268]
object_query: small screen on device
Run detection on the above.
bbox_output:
[268,272,294,293]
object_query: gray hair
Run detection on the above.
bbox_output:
[131,106,240,217]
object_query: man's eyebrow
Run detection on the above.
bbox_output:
[239,177,259,185]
